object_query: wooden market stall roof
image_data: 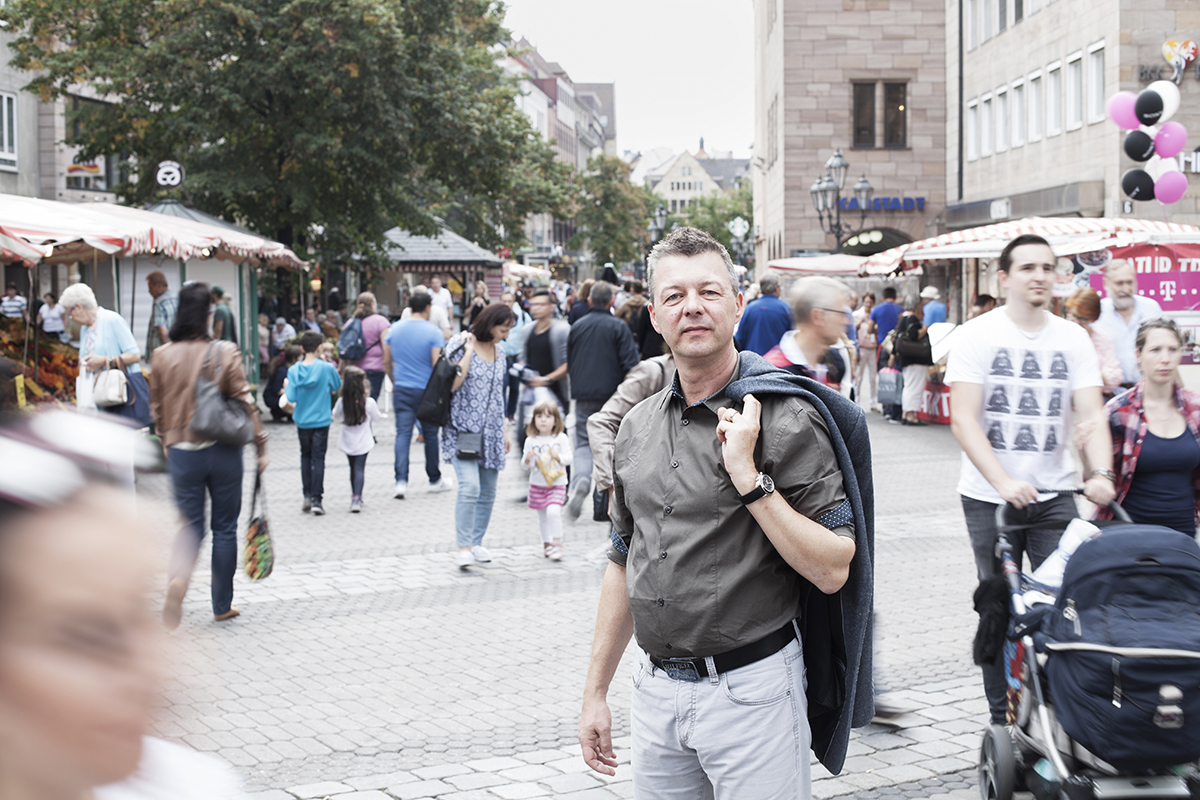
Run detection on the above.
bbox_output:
[382,226,502,270]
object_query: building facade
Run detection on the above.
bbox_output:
[751,0,947,265]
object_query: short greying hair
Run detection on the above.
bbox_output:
[646,227,738,302]
[759,274,780,295]
[59,282,98,310]
[789,276,850,324]
[903,294,920,312]
[589,281,614,308]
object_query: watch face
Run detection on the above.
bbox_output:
[759,474,775,493]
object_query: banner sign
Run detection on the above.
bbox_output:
[1083,243,1200,311]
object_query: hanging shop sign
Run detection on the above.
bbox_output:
[839,196,926,212]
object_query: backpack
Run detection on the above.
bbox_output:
[1042,525,1200,769]
[337,317,380,361]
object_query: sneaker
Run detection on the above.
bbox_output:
[302,496,312,512]
[393,480,407,499]
[455,549,474,569]
[471,545,492,563]
[428,478,452,494]
[565,480,590,521]
[543,542,553,558]
[311,503,325,516]
[350,499,362,513]
[549,540,564,561]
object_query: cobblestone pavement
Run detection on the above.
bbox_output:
[137,403,1001,799]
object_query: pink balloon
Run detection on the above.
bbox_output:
[1156,170,1188,204]
[1156,121,1188,158]
[1107,91,1141,130]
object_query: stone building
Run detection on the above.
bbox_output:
[751,0,947,265]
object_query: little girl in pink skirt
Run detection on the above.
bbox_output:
[521,399,572,560]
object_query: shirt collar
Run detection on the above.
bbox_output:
[663,357,742,411]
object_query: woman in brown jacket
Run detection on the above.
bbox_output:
[150,282,268,629]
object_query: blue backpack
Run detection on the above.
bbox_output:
[1043,525,1200,769]
[337,318,379,361]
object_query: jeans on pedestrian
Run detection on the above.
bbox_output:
[298,425,330,503]
[348,453,367,498]
[451,455,499,548]
[167,444,244,616]
[504,355,519,418]
[962,492,1077,723]
[630,635,810,800]
[366,369,385,400]
[393,386,441,484]
[571,398,606,492]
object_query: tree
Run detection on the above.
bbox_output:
[570,154,652,266]
[678,182,754,266]
[1,0,568,260]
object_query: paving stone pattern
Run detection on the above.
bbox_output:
[140,406,999,798]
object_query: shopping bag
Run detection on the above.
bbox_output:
[243,473,274,580]
[877,367,903,406]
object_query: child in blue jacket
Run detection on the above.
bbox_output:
[283,331,342,514]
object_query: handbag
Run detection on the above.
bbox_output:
[417,344,465,428]
[243,472,274,580]
[895,317,934,365]
[92,362,132,407]
[877,367,904,406]
[190,341,256,446]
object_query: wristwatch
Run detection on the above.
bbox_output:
[738,472,775,506]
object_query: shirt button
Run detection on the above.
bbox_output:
[657,598,665,606]
[665,643,672,649]
[671,460,679,468]
[664,506,672,516]
[660,550,667,559]
[682,418,690,426]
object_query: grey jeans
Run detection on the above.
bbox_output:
[630,636,810,799]
[571,398,606,492]
[961,492,1077,723]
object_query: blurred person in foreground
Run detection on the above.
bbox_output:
[151,283,268,628]
[1093,259,1163,387]
[0,414,249,799]
[1065,288,1123,397]
[1098,318,1200,536]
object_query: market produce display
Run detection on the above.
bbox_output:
[0,316,79,407]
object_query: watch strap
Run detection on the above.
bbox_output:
[738,485,767,505]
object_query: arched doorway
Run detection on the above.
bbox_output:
[840,227,913,257]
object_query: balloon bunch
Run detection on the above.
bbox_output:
[1108,81,1188,204]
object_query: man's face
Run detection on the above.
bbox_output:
[814,305,850,347]
[305,308,317,321]
[500,293,514,305]
[5,287,15,299]
[431,278,442,292]
[1104,263,1138,311]
[528,294,553,321]
[999,244,1055,309]
[649,252,743,360]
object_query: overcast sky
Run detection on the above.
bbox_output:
[501,0,755,160]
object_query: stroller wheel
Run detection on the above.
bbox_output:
[979,724,1016,800]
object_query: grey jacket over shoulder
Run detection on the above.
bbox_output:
[521,319,570,399]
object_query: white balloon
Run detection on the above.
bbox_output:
[1148,80,1182,122]
[1146,155,1180,180]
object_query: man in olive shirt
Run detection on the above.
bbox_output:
[579,228,857,799]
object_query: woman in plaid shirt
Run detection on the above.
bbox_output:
[1098,318,1200,535]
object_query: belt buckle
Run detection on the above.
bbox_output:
[659,658,701,682]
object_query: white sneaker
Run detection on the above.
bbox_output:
[455,549,474,569]
[428,478,452,493]
[393,481,407,499]
[471,545,492,563]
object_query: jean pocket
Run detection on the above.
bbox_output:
[722,649,792,706]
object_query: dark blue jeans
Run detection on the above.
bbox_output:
[366,369,385,400]
[393,386,441,483]
[298,425,329,503]
[167,444,244,615]
[348,453,367,498]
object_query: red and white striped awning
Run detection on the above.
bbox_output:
[861,217,1200,272]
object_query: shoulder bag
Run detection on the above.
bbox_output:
[895,317,934,365]
[243,472,274,580]
[454,352,499,460]
[417,343,466,428]
[93,360,133,408]
[190,341,256,446]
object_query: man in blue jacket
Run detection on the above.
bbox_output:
[565,281,639,519]
[283,331,342,515]
[734,274,792,355]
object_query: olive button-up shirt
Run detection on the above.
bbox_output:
[609,363,852,659]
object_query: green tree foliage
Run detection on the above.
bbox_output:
[0,0,571,259]
[570,154,652,266]
[678,182,754,265]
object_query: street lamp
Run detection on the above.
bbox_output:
[810,148,874,252]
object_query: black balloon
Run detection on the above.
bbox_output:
[1122,168,1156,201]
[1135,90,1164,125]
[1123,130,1156,161]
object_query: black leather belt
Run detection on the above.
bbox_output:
[649,621,797,682]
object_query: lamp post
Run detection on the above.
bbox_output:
[810,148,874,253]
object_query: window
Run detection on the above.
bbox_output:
[1014,0,1023,22]
[967,0,978,50]
[967,99,979,161]
[1088,42,1105,123]
[1066,52,1083,130]
[1028,71,1042,141]
[0,92,15,171]
[853,83,876,147]
[884,83,906,147]
[670,199,678,212]
[1046,62,1062,136]
[998,0,1007,32]
[981,94,993,156]
[982,0,994,41]
[995,88,1008,152]
[1011,81,1025,147]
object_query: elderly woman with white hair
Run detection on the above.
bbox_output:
[59,282,152,426]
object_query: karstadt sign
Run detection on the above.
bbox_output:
[838,196,927,212]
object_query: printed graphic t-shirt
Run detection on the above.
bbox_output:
[944,307,1101,503]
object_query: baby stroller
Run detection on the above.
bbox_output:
[979,490,1200,800]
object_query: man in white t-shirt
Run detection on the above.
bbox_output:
[945,233,1116,726]
[428,276,454,327]
[1091,259,1163,386]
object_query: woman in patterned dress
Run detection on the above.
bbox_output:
[444,302,516,568]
